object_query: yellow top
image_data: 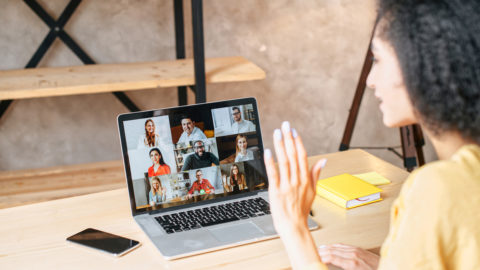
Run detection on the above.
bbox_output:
[308,144,480,269]
[379,144,480,269]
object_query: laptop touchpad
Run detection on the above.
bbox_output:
[209,222,265,243]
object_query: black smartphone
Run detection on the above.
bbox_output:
[66,228,141,256]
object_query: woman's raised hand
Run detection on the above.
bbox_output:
[264,121,326,235]
[264,121,327,269]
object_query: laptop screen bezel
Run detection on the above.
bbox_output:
[117,97,267,216]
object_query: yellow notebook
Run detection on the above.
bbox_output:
[316,173,383,209]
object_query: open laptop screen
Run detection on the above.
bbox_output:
[118,98,268,215]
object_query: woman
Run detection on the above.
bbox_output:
[264,0,480,269]
[234,134,254,162]
[149,177,166,205]
[138,119,161,149]
[229,164,248,192]
[148,148,171,177]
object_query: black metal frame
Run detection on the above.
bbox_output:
[0,0,207,119]
[191,0,207,104]
[338,30,425,171]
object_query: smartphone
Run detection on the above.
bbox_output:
[66,228,141,256]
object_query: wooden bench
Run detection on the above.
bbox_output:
[0,56,265,100]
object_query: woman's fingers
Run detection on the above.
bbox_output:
[264,149,280,190]
[310,158,327,190]
[293,129,310,186]
[273,128,290,184]
[318,246,359,270]
[318,253,358,270]
[318,247,357,259]
[330,243,359,251]
[318,244,379,270]
[281,121,300,186]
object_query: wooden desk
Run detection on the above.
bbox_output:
[0,150,409,269]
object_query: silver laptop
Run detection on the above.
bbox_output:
[117,97,318,260]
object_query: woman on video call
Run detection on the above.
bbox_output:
[234,134,254,162]
[229,164,248,192]
[138,119,161,149]
[264,0,480,269]
[148,148,171,177]
[149,176,166,205]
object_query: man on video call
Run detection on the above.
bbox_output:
[181,140,219,171]
[177,115,207,144]
[187,169,215,197]
[231,107,255,134]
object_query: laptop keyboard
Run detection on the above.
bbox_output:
[155,197,270,234]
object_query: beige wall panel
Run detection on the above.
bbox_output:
[0,0,436,171]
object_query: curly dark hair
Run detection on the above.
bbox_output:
[377,0,480,142]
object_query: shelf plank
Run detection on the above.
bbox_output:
[0,56,265,100]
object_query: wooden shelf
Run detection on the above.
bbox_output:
[0,56,265,100]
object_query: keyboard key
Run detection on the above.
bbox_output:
[155,197,271,233]
[199,216,240,227]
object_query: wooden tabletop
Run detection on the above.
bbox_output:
[0,149,409,269]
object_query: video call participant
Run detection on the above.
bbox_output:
[138,119,161,149]
[149,176,167,205]
[229,164,248,192]
[231,107,255,134]
[148,148,171,177]
[187,169,215,197]
[234,134,254,162]
[181,140,219,171]
[177,115,207,144]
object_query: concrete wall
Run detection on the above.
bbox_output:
[0,0,436,171]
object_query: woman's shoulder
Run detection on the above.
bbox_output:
[406,153,480,207]
[409,159,464,191]
[413,145,480,187]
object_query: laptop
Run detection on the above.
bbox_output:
[117,97,318,259]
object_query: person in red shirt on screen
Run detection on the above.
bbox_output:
[147,148,171,177]
[187,169,215,197]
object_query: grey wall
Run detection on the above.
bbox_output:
[0,0,436,171]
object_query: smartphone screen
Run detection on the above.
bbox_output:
[66,228,140,256]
